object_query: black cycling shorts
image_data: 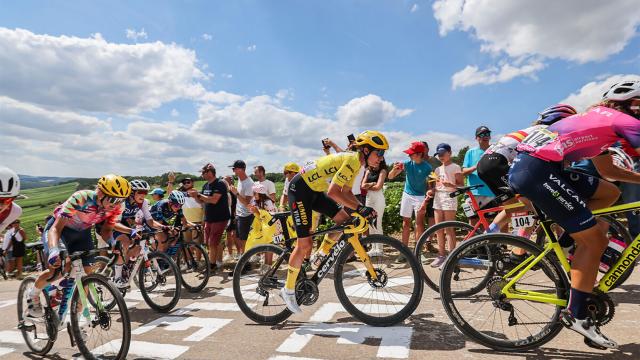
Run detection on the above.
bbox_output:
[288,174,341,238]
[477,153,512,198]
[42,217,95,266]
[508,153,600,233]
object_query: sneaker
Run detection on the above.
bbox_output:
[26,296,43,318]
[430,255,446,268]
[280,288,302,314]
[395,255,407,264]
[114,277,129,289]
[223,254,234,263]
[560,310,617,349]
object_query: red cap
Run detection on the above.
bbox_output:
[403,141,426,155]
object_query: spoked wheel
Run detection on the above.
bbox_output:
[176,242,210,293]
[233,244,292,325]
[17,276,55,355]
[91,256,121,310]
[138,252,182,312]
[334,235,423,326]
[440,233,569,351]
[414,221,490,293]
[71,274,131,360]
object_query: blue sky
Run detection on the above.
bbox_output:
[0,1,639,176]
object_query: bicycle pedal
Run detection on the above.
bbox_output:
[583,337,607,350]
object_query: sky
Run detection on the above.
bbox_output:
[0,0,639,177]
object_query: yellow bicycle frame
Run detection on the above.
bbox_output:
[343,213,379,281]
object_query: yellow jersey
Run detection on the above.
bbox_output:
[300,152,362,192]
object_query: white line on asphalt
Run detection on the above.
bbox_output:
[0,347,14,356]
[132,316,233,342]
[267,356,324,360]
[171,301,255,315]
[0,330,24,344]
[88,340,189,359]
[0,300,17,310]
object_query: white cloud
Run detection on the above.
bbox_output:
[410,4,419,13]
[452,59,545,89]
[246,44,257,52]
[125,28,148,41]
[170,108,179,117]
[0,27,207,114]
[336,94,413,126]
[561,74,640,112]
[433,0,640,87]
[221,73,233,79]
[202,33,213,41]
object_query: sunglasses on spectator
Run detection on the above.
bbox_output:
[478,133,491,138]
[0,197,15,204]
[136,190,149,195]
[103,196,126,205]
[183,180,192,184]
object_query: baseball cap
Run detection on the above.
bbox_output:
[283,162,300,173]
[201,163,215,173]
[180,177,193,183]
[403,141,427,155]
[229,160,246,169]
[475,126,491,137]
[434,143,452,156]
[151,188,166,196]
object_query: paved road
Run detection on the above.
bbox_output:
[0,267,638,359]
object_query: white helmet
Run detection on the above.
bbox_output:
[130,179,150,191]
[168,190,186,205]
[603,80,640,102]
[0,167,20,198]
[608,147,634,172]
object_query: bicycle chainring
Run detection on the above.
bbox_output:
[586,290,615,326]
[296,279,319,306]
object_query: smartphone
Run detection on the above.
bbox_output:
[322,138,330,149]
[347,134,356,143]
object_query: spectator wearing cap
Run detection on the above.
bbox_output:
[431,143,464,268]
[462,126,495,216]
[150,188,166,203]
[253,166,277,203]
[179,177,204,243]
[279,162,300,212]
[388,141,433,262]
[228,160,255,255]
[189,163,230,271]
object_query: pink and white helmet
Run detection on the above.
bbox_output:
[252,183,267,195]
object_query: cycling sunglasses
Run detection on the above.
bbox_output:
[135,190,149,195]
[103,196,126,205]
[0,197,15,204]
[374,149,385,157]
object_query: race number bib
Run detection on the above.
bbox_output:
[272,234,284,245]
[300,161,317,174]
[462,201,475,218]
[518,128,558,151]
[511,212,535,229]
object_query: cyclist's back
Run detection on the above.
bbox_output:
[299,151,362,192]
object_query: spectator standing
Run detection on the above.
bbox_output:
[189,163,230,271]
[279,162,300,212]
[431,143,464,268]
[228,160,254,255]
[388,141,432,263]
[421,141,438,229]
[362,160,388,257]
[179,177,204,242]
[223,176,239,262]
[462,126,495,213]
[3,219,26,279]
[253,166,277,203]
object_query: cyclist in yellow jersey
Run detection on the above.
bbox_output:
[282,130,389,313]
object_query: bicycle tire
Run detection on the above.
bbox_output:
[233,244,292,325]
[71,273,131,360]
[414,221,487,293]
[138,251,182,313]
[91,256,121,311]
[17,276,55,355]
[334,234,423,326]
[177,242,210,293]
[440,233,569,351]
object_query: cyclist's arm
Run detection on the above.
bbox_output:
[47,216,69,250]
[146,219,167,230]
[327,183,360,210]
[593,153,640,183]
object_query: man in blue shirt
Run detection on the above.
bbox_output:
[389,141,432,263]
[462,126,495,216]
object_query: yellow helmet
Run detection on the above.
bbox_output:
[97,174,131,198]
[355,130,389,150]
[283,162,300,173]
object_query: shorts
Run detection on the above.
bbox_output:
[477,153,513,198]
[426,196,434,218]
[204,221,227,247]
[288,174,341,238]
[227,217,236,232]
[42,217,95,266]
[434,191,458,211]
[236,215,255,241]
[508,153,599,233]
[400,192,425,218]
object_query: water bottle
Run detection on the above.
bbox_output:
[599,237,628,273]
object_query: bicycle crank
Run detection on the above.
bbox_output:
[586,290,615,326]
[296,279,319,306]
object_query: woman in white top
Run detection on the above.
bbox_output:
[362,159,388,257]
[3,219,26,279]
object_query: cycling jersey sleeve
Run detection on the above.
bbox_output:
[103,204,124,227]
[59,190,93,218]
[330,153,361,189]
[0,203,22,234]
[612,112,640,149]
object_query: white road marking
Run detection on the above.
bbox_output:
[267,356,324,360]
[172,301,253,315]
[0,347,14,356]
[0,330,24,344]
[0,300,17,310]
[90,340,189,359]
[132,316,232,342]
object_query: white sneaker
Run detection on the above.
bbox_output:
[26,296,43,318]
[114,277,129,290]
[223,254,234,263]
[430,255,446,268]
[560,310,617,349]
[280,288,302,314]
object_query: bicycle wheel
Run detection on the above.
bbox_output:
[17,276,55,355]
[334,235,423,326]
[233,244,292,325]
[176,242,210,293]
[91,256,121,311]
[414,221,487,293]
[71,273,131,360]
[138,251,182,312]
[440,233,569,351]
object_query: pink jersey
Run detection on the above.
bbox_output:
[517,106,640,163]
